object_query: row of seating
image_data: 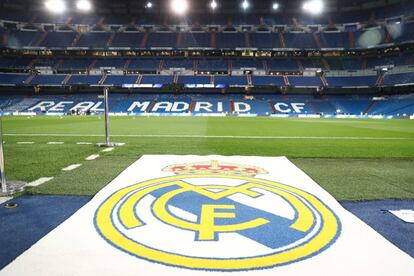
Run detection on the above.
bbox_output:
[1,55,412,71]
[2,25,412,50]
[2,93,413,116]
[1,72,413,87]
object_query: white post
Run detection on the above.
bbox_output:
[0,115,6,193]
[104,87,110,146]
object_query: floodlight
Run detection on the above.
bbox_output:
[303,0,324,15]
[76,0,92,12]
[44,0,66,14]
[146,2,153,8]
[242,0,249,10]
[171,0,189,15]
[210,0,218,10]
[272,3,279,10]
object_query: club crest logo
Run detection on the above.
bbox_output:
[94,161,341,271]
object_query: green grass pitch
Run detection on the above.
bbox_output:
[3,116,414,201]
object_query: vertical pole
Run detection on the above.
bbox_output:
[0,114,6,193]
[104,87,110,146]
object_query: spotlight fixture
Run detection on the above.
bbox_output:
[210,0,218,10]
[44,0,66,14]
[272,3,279,10]
[76,0,92,12]
[146,1,153,8]
[242,0,249,10]
[171,0,189,15]
[303,0,324,15]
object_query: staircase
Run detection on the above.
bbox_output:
[107,32,116,47]
[364,101,377,114]
[244,32,251,48]
[65,16,73,25]
[124,60,131,71]
[89,60,97,71]
[228,60,233,73]
[173,74,179,84]
[296,60,304,72]
[71,32,82,47]
[99,75,107,85]
[176,32,182,48]
[35,32,49,47]
[246,74,252,86]
[376,73,385,87]
[230,100,235,114]
[158,60,164,71]
[361,59,368,70]
[269,101,276,114]
[97,17,105,26]
[313,32,322,48]
[307,101,318,113]
[210,75,215,85]
[193,60,198,71]
[30,15,37,24]
[27,60,35,70]
[321,58,330,70]
[279,32,286,48]
[54,60,64,70]
[211,32,216,48]
[63,74,72,85]
[283,75,290,86]
[136,74,143,84]
[24,75,35,85]
[348,32,355,48]
[2,28,11,46]
[140,32,149,48]
[320,75,328,87]
[263,60,269,73]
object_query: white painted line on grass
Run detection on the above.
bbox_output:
[0,197,12,204]
[47,142,64,145]
[16,142,34,144]
[77,142,93,145]
[102,147,114,152]
[86,154,100,161]
[28,177,54,187]
[4,133,413,140]
[62,164,82,171]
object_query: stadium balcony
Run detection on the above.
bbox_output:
[0,73,29,86]
[197,60,229,72]
[267,60,299,71]
[287,76,323,87]
[93,59,127,69]
[162,59,194,70]
[76,32,112,48]
[110,32,145,48]
[30,74,67,86]
[325,75,378,88]
[251,76,285,86]
[318,32,350,49]
[66,75,102,85]
[382,72,414,86]
[40,31,77,48]
[250,33,281,49]
[146,33,178,48]
[283,32,318,49]
[7,30,42,48]
[177,75,212,85]
[127,59,161,71]
[215,76,248,86]
[140,75,174,85]
[103,75,139,86]
[215,33,246,49]
[179,32,211,48]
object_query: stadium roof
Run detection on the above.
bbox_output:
[0,0,407,16]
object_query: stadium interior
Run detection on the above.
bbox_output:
[0,0,413,274]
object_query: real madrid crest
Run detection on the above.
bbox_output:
[95,160,341,271]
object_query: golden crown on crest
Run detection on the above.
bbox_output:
[163,160,267,177]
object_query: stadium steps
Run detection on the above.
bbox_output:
[99,75,107,85]
[136,75,143,84]
[65,16,73,25]
[30,14,37,24]
[2,28,11,46]
[193,60,197,71]
[263,60,269,74]
[189,100,195,113]
[173,74,179,84]
[376,73,385,86]
[176,32,182,48]
[278,32,287,48]
[384,30,392,44]
[348,32,355,48]
[230,100,235,114]
[26,60,35,70]
[385,102,414,115]
[228,60,233,72]
[107,32,116,47]
[89,60,97,71]
[124,60,131,71]
[147,100,157,112]
[211,32,216,48]
[313,32,322,48]
[24,75,35,85]
[244,32,251,48]
[35,32,49,47]
[283,75,290,86]
[296,60,304,72]
[63,74,72,85]
[210,75,215,85]
[158,60,164,71]
[322,58,331,70]
[364,101,377,114]
[97,17,105,26]
[71,33,82,47]
[247,74,252,86]
[307,101,318,113]
[320,75,329,87]
[140,32,149,48]
[268,100,276,114]
[54,60,64,70]
[361,59,368,70]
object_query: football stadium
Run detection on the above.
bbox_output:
[0,0,413,274]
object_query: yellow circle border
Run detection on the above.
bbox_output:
[94,175,341,271]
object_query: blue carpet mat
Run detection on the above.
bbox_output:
[0,196,412,270]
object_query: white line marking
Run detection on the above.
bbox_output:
[62,164,82,171]
[77,142,93,145]
[27,177,54,187]
[16,142,34,144]
[47,142,64,145]
[86,154,100,161]
[4,133,413,140]
[102,147,114,152]
[0,197,12,204]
